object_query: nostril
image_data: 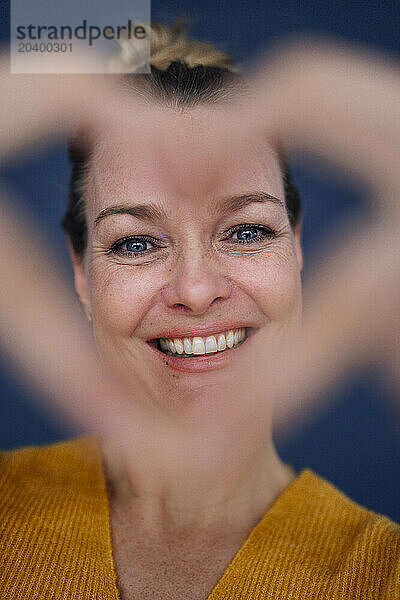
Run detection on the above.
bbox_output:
[173,304,196,313]
[210,297,225,306]
[172,298,225,314]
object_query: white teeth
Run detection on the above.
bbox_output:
[217,333,226,351]
[205,336,218,353]
[226,330,234,348]
[173,338,184,354]
[158,327,247,357]
[192,337,205,354]
[183,338,192,354]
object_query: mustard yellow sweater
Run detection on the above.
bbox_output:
[0,435,399,599]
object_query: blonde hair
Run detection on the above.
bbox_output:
[108,20,237,74]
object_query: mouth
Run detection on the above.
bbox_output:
[146,326,255,373]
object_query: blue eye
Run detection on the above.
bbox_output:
[125,239,150,253]
[109,236,157,256]
[230,224,275,244]
[235,227,259,241]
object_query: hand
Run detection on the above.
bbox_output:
[0,37,399,458]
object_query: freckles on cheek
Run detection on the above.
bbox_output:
[89,266,161,335]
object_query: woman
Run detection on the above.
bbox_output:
[1,22,399,599]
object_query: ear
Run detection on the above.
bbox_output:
[65,236,92,319]
[292,222,304,272]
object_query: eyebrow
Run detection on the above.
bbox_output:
[94,191,285,228]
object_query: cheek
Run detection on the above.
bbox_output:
[88,261,163,336]
[228,244,302,321]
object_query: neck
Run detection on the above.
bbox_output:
[99,430,296,535]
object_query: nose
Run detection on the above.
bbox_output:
[161,250,232,315]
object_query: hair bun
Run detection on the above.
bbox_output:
[108,20,236,74]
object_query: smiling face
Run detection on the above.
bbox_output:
[70,105,303,420]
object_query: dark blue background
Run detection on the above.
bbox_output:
[1,1,399,521]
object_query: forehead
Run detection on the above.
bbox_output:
[87,105,284,219]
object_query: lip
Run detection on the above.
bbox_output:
[145,325,258,373]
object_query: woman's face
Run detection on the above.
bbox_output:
[71,105,303,418]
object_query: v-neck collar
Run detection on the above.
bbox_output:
[2,435,398,599]
[4,435,378,599]
[90,434,311,600]
[204,467,306,599]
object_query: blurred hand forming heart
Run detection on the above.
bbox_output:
[0,37,399,476]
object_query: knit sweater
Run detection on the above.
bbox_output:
[0,436,399,599]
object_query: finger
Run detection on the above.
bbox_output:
[272,210,400,437]
[250,38,400,191]
[0,47,159,161]
[187,37,400,204]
